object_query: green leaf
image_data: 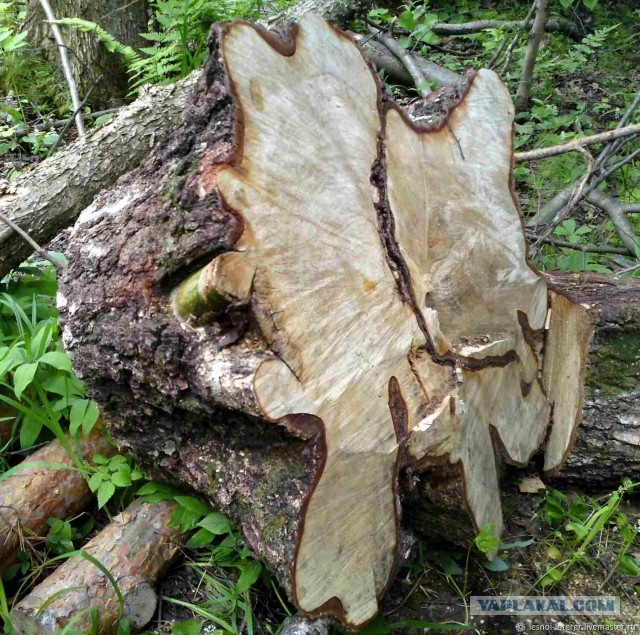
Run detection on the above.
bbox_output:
[618,554,640,576]
[83,401,100,435]
[186,528,215,549]
[198,512,232,535]
[398,10,418,31]
[565,521,588,539]
[70,399,89,436]
[582,0,598,9]
[174,495,211,517]
[172,619,202,635]
[499,538,534,550]
[42,374,85,397]
[236,561,261,593]
[92,453,109,465]
[88,472,104,492]
[38,351,72,372]
[547,546,563,560]
[20,416,42,448]
[13,362,39,399]
[97,481,116,508]
[475,523,500,554]
[94,113,116,126]
[483,555,509,572]
[111,471,132,488]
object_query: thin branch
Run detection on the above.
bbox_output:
[429,16,581,40]
[593,90,640,171]
[14,109,121,140]
[48,76,102,155]
[595,147,640,186]
[514,123,640,162]
[38,0,85,140]
[498,0,537,76]
[486,36,508,70]
[368,25,429,96]
[538,238,629,255]
[0,212,65,269]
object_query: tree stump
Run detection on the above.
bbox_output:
[59,16,594,627]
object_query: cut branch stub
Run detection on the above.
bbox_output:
[204,17,551,623]
[59,15,584,629]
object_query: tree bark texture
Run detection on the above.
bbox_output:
[24,0,149,107]
[545,272,640,487]
[11,498,182,634]
[55,16,593,627]
[0,425,114,570]
[0,73,197,279]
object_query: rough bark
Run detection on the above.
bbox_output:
[24,0,149,108]
[56,17,578,627]
[0,425,114,570]
[0,75,197,279]
[545,272,640,487]
[11,498,182,634]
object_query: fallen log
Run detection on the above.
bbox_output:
[0,76,197,279]
[57,16,588,627]
[11,498,182,634]
[545,272,640,487]
[0,425,114,569]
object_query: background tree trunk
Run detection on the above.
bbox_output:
[24,0,149,107]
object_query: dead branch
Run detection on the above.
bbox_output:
[351,33,461,87]
[538,237,629,254]
[0,425,114,570]
[431,15,581,40]
[514,123,640,162]
[0,210,65,269]
[368,25,430,96]
[498,0,537,75]
[11,498,183,634]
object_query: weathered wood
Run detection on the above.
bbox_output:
[0,425,114,569]
[545,272,640,486]
[57,17,578,627]
[11,498,182,634]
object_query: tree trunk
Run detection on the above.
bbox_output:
[56,16,591,627]
[24,0,149,108]
[545,272,640,487]
[0,425,114,570]
[514,0,548,112]
[11,498,182,634]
